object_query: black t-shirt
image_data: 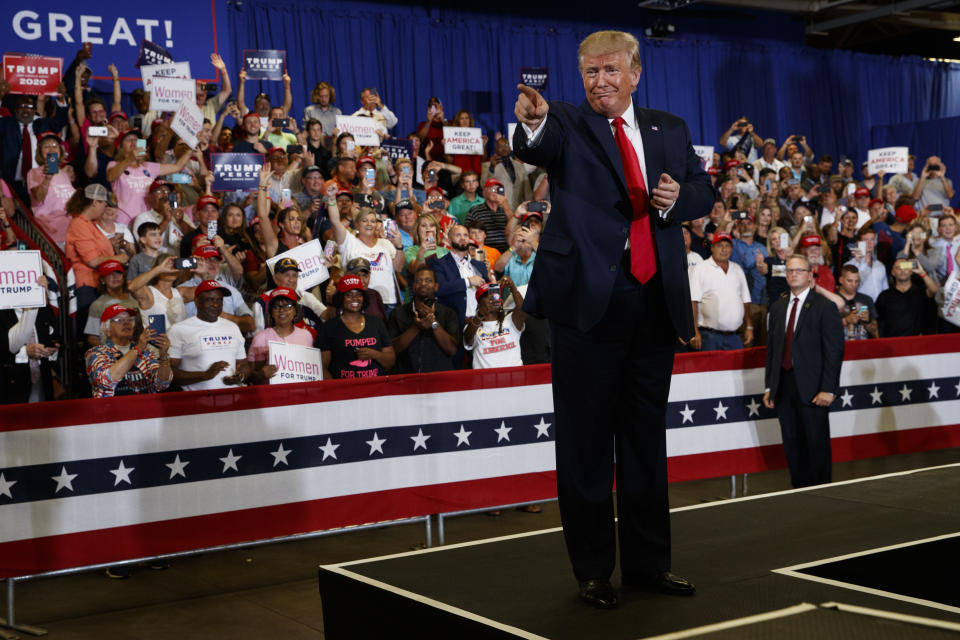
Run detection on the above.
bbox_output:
[231,139,273,154]
[875,278,937,337]
[387,300,459,374]
[689,230,711,259]
[840,292,876,341]
[764,255,789,302]
[317,314,391,379]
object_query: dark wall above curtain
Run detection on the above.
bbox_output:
[224,0,960,169]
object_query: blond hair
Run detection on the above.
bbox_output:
[578,31,642,72]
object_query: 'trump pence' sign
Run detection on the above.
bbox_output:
[212,153,264,192]
[149,76,195,111]
[268,341,323,384]
[336,115,380,146]
[868,147,909,176]
[265,239,329,289]
[443,127,483,155]
[243,49,285,80]
[0,250,45,309]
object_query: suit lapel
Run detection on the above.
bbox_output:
[792,290,815,339]
[633,104,663,192]
[579,101,628,196]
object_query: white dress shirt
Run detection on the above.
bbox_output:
[454,252,480,317]
[784,286,811,334]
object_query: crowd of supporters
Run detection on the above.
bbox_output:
[1,50,958,402]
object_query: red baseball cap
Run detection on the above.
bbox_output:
[723,159,740,170]
[868,197,883,208]
[854,187,870,198]
[114,129,140,149]
[100,304,136,323]
[269,287,300,302]
[357,155,376,167]
[425,186,445,198]
[196,195,219,210]
[706,166,719,176]
[475,282,492,301]
[712,232,733,244]
[108,111,128,121]
[267,146,286,158]
[242,112,261,124]
[193,245,221,259]
[895,204,917,224]
[36,131,62,146]
[194,279,230,296]
[801,234,821,247]
[97,260,125,276]
[522,211,544,221]
[483,178,503,189]
[148,179,169,194]
[336,189,354,200]
[336,274,364,293]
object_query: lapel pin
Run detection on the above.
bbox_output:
[651,125,659,131]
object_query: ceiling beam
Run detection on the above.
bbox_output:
[805,0,948,34]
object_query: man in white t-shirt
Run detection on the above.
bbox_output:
[689,233,753,351]
[464,278,525,369]
[131,179,195,255]
[168,280,251,391]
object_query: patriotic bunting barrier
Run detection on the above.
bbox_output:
[1,336,958,578]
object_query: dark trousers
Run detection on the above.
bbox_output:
[775,368,832,488]
[549,267,675,582]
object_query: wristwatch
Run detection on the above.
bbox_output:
[430,320,439,330]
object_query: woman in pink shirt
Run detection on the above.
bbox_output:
[248,288,316,383]
[27,133,76,245]
[107,130,192,227]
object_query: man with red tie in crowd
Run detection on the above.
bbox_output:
[512,30,714,609]
[763,255,844,489]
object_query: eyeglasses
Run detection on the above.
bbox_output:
[272,302,295,310]
[110,316,135,324]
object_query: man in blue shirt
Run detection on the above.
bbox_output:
[731,212,768,345]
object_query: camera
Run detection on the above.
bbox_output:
[928,164,941,172]
[817,184,830,194]
[168,191,179,209]
[427,169,437,181]
[286,144,303,154]
[488,283,502,303]
[207,220,218,239]
[527,201,547,213]
[272,118,289,128]
[174,257,198,270]
[427,201,445,210]
[88,126,108,137]
[46,153,59,174]
[495,185,505,196]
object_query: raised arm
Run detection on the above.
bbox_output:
[108,64,122,113]
[282,73,293,118]
[257,166,280,257]
[237,69,249,116]
[211,53,232,106]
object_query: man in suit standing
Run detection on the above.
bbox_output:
[1,94,69,202]
[512,30,714,609]
[427,225,488,357]
[763,254,844,488]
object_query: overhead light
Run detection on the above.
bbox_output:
[645,20,676,39]
[954,35,960,42]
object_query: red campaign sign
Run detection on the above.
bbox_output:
[3,53,63,96]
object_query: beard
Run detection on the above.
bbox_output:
[451,240,470,252]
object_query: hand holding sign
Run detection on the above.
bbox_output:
[515,84,548,133]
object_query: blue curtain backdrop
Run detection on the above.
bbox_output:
[872,116,960,198]
[223,0,960,168]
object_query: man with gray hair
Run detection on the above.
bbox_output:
[351,87,398,135]
[513,29,713,608]
[763,254,844,488]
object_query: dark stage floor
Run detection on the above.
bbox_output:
[319,464,960,639]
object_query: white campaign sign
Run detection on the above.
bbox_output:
[149,77,195,112]
[335,115,380,146]
[442,126,483,155]
[170,98,203,149]
[268,341,323,384]
[140,62,191,91]
[941,271,960,326]
[0,250,45,309]
[694,145,715,170]
[868,146,909,176]
[265,239,329,289]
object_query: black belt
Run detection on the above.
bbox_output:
[699,326,738,336]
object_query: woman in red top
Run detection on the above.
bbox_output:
[65,184,129,313]
[447,110,484,175]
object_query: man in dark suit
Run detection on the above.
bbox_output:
[512,30,714,609]
[1,94,69,202]
[763,254,844,489]
[426,224,488,330]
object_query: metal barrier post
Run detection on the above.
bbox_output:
[437,512,446,546]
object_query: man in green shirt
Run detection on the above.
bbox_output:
[448,171,484,224]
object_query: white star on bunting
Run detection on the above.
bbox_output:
[870,386,883,405]
[899,384,913,402]
[454,425,472,447]
[745,398,760,417]
[319,437,339,461]
[51,466,78,493]
[270,442,292,467]
[533,417,551,438]
[109,460,134,486]
[679,403,695,424]
[927,381,940,399]
[411,428,431,451]
[166,454,189,479]
[840,389,854,407]
[0,473,16,499]
[366,432,386,455]
[494,421,512,442]
[714,401,728,420]
[219,449,242,473]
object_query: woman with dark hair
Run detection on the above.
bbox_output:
[416,97,448,161]
[218,202,263,285]
[28,132,76,244]
[897,222,941,276]
[448,109,484,175]
[248,287,315,383]
[317,274,394,379]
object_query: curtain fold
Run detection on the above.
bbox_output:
[225,0,960,173]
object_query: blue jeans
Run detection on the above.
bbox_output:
[699,328,743,351]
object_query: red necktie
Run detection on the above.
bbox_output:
[612,117,657,283]
[21,123,32,181]
[782,297,798,370]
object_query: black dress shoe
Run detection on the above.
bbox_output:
[578,579,619,609]
[623,571,696,596]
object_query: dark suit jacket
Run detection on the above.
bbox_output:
[426,252,487,326]
[765,289,844,402]
[512,99,715,338]
[1,105,70,186]
[0,306,61,404]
